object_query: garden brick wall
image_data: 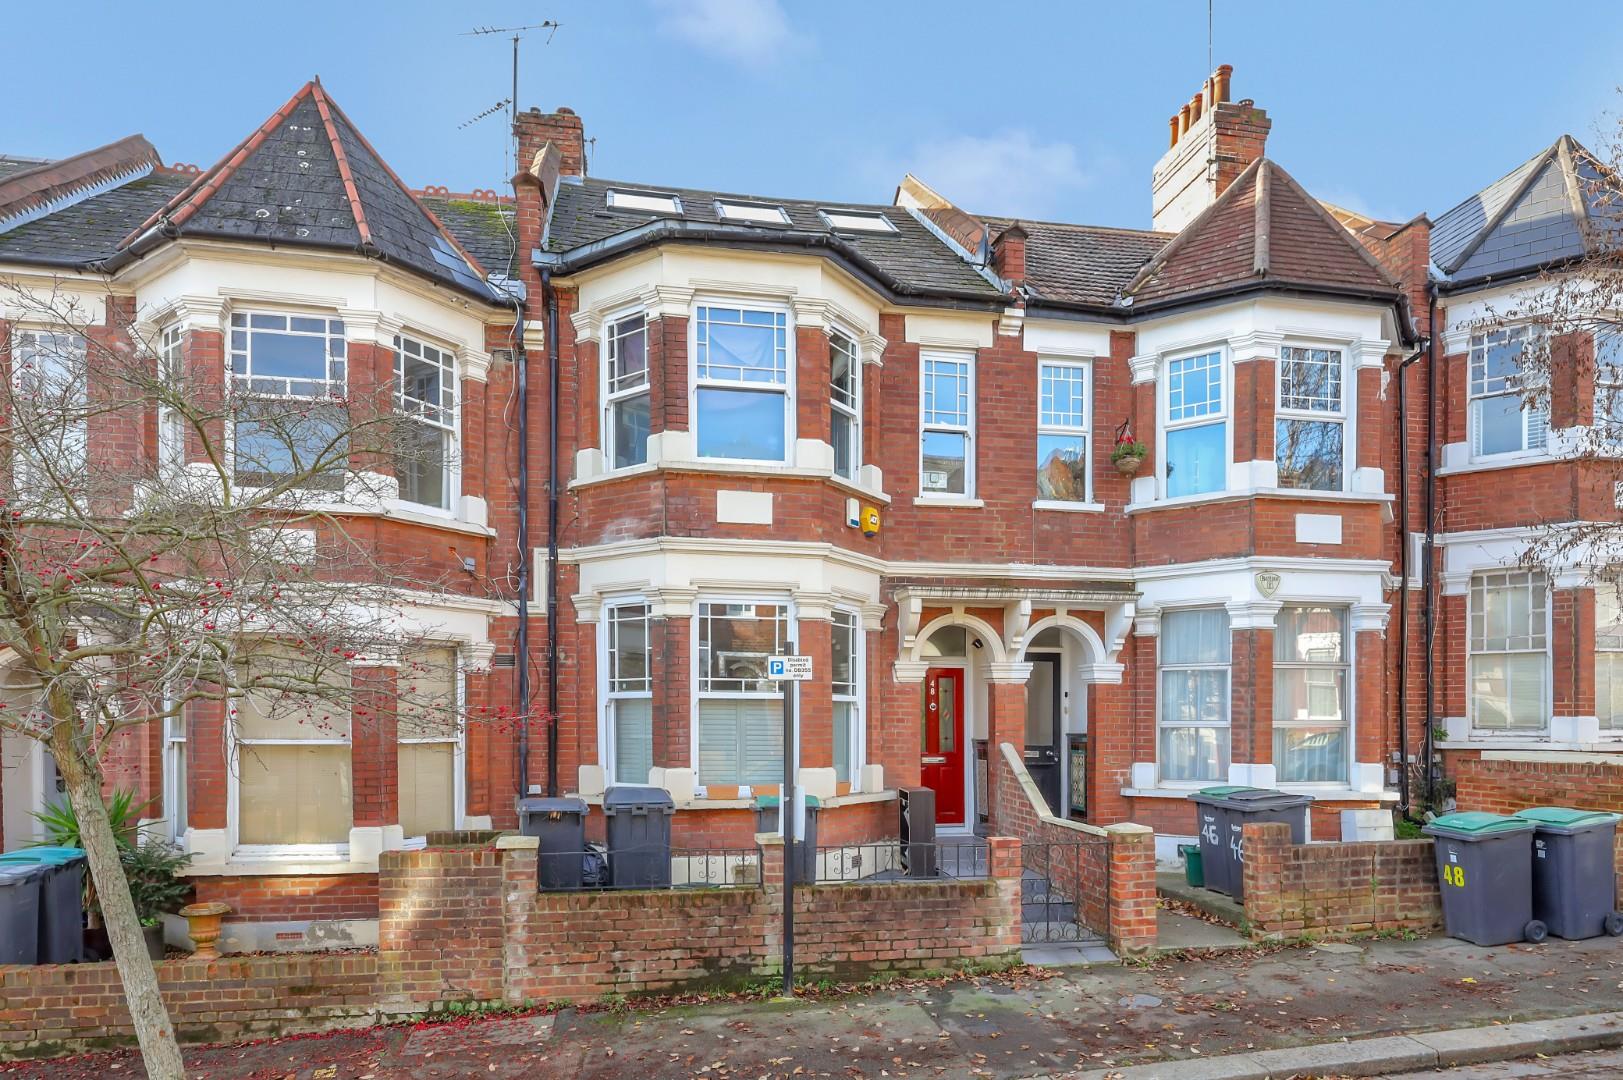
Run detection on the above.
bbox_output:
[1240,822,1441,941]
[0,836,1022,1060]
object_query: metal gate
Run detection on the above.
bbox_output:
[1020,840,1107,944]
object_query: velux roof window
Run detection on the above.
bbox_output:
[716,200,791,225]
[606,189,682,214]
[820,209,897,234]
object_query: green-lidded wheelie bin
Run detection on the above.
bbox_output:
[1179,843,1205,888]
[1512,808,1623,940]
[0,864,44,964]
[0,846,86,963]
[1423,812,1546,946]
[1188,785,1248,897]
[1189,786,1314,902]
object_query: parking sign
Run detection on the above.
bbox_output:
[767,655,813,681]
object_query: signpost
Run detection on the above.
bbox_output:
[767,652,810,997]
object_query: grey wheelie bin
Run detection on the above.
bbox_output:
[1513,807,1623,940]
[1424,812,1546,946]
[1189,786,1314,902]
[0,846,86,963]
[603,785,676,888]
[0,864,44,965]
[754,794,821,883]
[517,796,588,891]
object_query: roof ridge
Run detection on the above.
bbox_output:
[1266,159,1402,289]
[979,215,1172,239]
[1440,139,1561,275]
[0,134,161,230]
[309,81,374,250]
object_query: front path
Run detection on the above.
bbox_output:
[6,934,1622,1079]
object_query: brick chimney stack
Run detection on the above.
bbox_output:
[1151,65,1271,233]
[992,223,1027,287]
[514,106,585,178]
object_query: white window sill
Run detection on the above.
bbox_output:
[571,458,892,505]
[1121,785,1396,802]
[1125,487,1394,514]
[575,789,897,810]
[913,495,984,509]
[185,855,373,878]
[1437,738,1623,753]
[1034,499,1106,513]
[1437,452,1555,477]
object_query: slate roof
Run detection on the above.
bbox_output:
[0,172,191,267]
[419,195,518,279]
[981,216,1171,308]
[1432,135,1621,289]
[1124,158,1400,307]
[122,81,499,302]
[544,176,1006,301]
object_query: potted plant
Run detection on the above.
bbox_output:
[32,788,159,957]
[1111,436,1148,476]
[120,840,194,960]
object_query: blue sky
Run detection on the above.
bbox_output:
[6,1,1622,229]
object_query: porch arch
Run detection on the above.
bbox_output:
[907,611,1010,665]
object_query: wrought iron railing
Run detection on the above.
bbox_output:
[534,845,762,891]
[809,840,990,884]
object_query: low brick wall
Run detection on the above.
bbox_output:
[191,873,380,922]
[0,953,380,1060]
[1240,822,1442,940]
[992,743,1158,955]
[1450,752,1623,895]
[1,835,1023,1059]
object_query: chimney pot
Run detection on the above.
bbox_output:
[1169,115,1181,148]
[1216,64,1233,102]
[1189,94,1203,124]
[1179,103,1192,135]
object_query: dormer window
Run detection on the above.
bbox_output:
[820,209,897,234]
[606,189,682,214]
[716,200,791,225]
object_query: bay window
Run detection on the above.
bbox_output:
[157,324,186,479]
[695,600,789,788]
[605,602,653,784]
[395,335,457,510]
[1276,346,1345,490]
[830,329,861,481]
[1158,608,1231,782]
[229,312,347,491]
[694,305,789,462]
[1469,570,1548,732]
[11,330,88,490]
[1164,350,1225,498]
[831,608,863,783]
[920,350,973,496]
[163,709,187,843]
[397,646,460,838]
[605,313,651,470]
[1272,606,1349,782]
[1037,359,1090,502]
[234,650,352,848]
[1469,326,1547,458]
[1596,585,1623,732]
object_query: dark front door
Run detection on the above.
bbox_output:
[921,667,965,826]
[1025,654,1063,816]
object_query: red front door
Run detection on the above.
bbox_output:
[921,667,966,826]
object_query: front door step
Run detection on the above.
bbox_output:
[1156,868,1245,928]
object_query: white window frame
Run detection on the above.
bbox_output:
[397,645,466,845]
[162,705,187,843]
[1160,347,1230,499]
[829,326,862,482]
[1468,325,1548,461]
[226,310,349,492]
[1271,605,1352,785]
[1467,569,1551,735]
[10,328,88,492]
[1595,326,1623,446]
[831,606,865,784]
[600,599,654,786]
[818,209,898,234]
[606,189,682,214]
[1156,606,1232,785]
[715,200,791,225]
[602,310,651,472]
[1036,357,1091,503]
[1275,344,1348,492]
[157,323,187,480]
[691,595,795,794]
[919,348,975,498]
[1596,582,1623,734]
[689,302,794,465]
[392,333,460,515]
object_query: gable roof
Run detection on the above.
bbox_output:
[1124,158,1401,307]
[541,176,1007,303]
[117,81,500,303]
[1431,135,1620,288]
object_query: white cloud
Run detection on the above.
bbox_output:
[650,0,795,70]
[881,131,1100,219]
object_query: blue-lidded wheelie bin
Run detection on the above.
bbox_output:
[0,864,44,964]
[0,847,86,963]
[1512,808,1623,940]
[1423,812,1546,946]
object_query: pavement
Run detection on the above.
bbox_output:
[1393,1045,1623,1076]
[6,933,1623,1079]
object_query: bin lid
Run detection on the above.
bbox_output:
[1193,785,1250,798]
[602,784,676,813]
[1190,786,1313,810]
[752,794,822,809]
[1512,807,1621,832]
[516,796,587,816]
[1423,811,1533,839]
[0,846,85,866]
[0,863,47,883]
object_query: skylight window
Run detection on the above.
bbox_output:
[820,209,898,234]
[606,189,682,214]
[716,200,791,225]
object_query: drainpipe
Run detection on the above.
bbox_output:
[1394,340,1428,814]
[544,269,561,797]
[514,292,532,803]
[1421,284,1441,809]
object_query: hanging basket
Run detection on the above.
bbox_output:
[1112,448,1147,476]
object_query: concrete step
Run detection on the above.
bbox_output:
[1155,909,1255,955]
[1156,868,1245,928]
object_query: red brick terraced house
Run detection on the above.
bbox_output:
[0,66,1451,948]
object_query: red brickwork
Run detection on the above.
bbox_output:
[1240,821,1441,940]
[1451,754,1623,895]
[191,874,379,922]
[376,846,505,1007]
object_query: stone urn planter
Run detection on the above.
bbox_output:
[178,901,231,960]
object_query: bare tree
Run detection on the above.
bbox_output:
[0,281,488,1078]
